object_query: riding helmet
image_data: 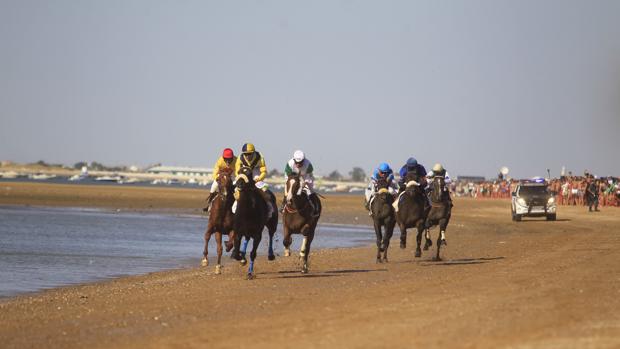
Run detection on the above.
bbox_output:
[406,157,418,168]
[432,163,444,173]
[378,162,390,173]
[242,143,255,153]
[222,148,234,159]
[293,150,305,163]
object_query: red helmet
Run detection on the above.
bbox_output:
[222,148,234,159]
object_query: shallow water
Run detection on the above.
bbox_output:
[0,206,374,298]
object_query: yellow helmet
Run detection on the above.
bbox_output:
[432,163,444,172]
[242,143,255,153]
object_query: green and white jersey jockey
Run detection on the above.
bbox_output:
[284,150,315,196]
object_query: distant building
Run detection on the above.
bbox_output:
[455,175,486,183]
[146,166,213,177]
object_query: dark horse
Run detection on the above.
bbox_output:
[231,167,270,279]
[233,172,279,266]
[425,176,452,261]
[396,172,428,258]
[282,173,322,273]
[202,168,235,274]
[370,178,396,263]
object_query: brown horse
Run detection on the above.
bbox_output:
[282,173,321,273]
[201,168,235,274]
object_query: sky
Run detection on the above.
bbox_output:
[1,0,619,179]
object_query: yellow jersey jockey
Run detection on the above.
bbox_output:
[235,143,267,187]
[233,143,274,218]
[205,148,237,210]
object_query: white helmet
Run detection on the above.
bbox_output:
[293,150,305,163]
[432,163,444,172]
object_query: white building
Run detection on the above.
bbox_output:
[146,166,213,178]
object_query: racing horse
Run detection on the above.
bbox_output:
[233,169,279,265]
[424,175,452,261]
[231,167,269,279]
[395,171,428,258]
[282,173,322,273]
[201,168,235,274]
[370,177,396,263]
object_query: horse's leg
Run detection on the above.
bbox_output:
[415,220,424,258]
[225,230,235,252]
[374,220,383,263]
[424,227,432,251]
[399,222,407,249]
[247,235,262,280]
[240,237,249,266]
[202,228,213,267]
[215,232,223,274]
[267,227,276,261]
[383,221,395,263]
[300,232,314,274]
[283,221,292,257]
[231,230,242,260]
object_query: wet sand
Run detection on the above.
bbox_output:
[1,182,619,348]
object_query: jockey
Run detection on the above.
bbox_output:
[426,163,453,205]
[426,163,452,184]
[283,150,319,216]
[205,148,237,211]
[398,157,428,191]
[234,143,273,218]
[364,162,397,215]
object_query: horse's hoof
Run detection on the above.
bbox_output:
[400,242,406,249]
[376,258,382,264]
[415,248,422,258]
[201,258,208,267]
[240,259,247,266]
[433,256,442,262]
[246,273,254,280]
[301,266,309,274]
[215,265,222,274]
[383,257,389,263]
[284,249,291,257]
[440,239,447,246]
[268,254,276,261]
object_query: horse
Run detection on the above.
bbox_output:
[201,168,235,274]
[424,176,452,261]
[231,167,268,279]
[395,172,428,258]
[282,173,322,273]
[370,177,396,263]
[235,182,278,265]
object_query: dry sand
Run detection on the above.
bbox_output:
[0,182,619,348]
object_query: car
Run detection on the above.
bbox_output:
[511,179,557,221]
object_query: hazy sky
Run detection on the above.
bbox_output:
[1,0,619,178]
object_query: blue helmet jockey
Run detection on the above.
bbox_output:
[399,157,427,184]
[372,162,394,182]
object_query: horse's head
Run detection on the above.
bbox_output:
[286,173,305,203]
[430,176,447,203]
[375,177,390,191]
[217,168,233,196]
[235,166,255,191]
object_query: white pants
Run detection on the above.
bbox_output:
[210,180,219,193]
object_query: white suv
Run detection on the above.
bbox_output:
[511,180,557,221]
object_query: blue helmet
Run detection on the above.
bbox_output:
[406,157,418,168]
[378,162,391,173]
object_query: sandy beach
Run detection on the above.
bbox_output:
[1,182,619,348]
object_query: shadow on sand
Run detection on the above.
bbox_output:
[262,268,388,279]
[419,256,505,267]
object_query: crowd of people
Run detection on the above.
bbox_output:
[452,174,620,208]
